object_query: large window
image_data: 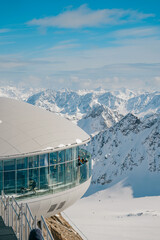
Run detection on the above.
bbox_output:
[17,158,28,170]
[17,170,28,193]
[29,156,39,168]
[49,152,58,165]
[0,147,91,199]
[40,154,48,167]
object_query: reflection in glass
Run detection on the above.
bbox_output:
[29,156,39,168]
[17,170,28,193]
[72,147,78,160]
[0,171,3,192]
[66,149,71,161]
[4,159,15,171]
[50,152,58,165]
[17,158,28,170]
[58,151,65,163]
[29,168,39,191]
[58,164,64,184]
[40,154,48,167]
[40,167,49,189]
[50,165,58,185]
[4,171,15,193]
[0,161,3,171]
[65,162,72,184]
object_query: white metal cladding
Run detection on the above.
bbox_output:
[0,97,90,159]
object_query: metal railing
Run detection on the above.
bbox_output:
[0,191,54,240]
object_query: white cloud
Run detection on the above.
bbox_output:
[111,27,159,38]
[0,28,10,33]
[27,5,154,29]
[50,43,80,50]
[0,61,26,69]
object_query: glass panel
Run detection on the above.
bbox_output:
[17,158,28,170]
[50,152,58,165]
[80,163,88,184]
[4,159,15,171]
[40,167,49,189]
[50,165,58,186]
[17,170,28,193]
[4,171,15,193]
[29,168,39,191]
[28,155,39,168]
[72,159,78,182]
[0,171,3,192]
[65,162,72,184]
[40,154,48,167]
[0,161,3,171]
[66,149,71,161]
[72,147,78,160]
[76,147,79,159]
[58,150,65,163]
[58,163,64,184]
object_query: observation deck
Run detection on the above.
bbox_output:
[0,148,91,201]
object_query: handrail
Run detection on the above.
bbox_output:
[26,203,34,221]
[12,196,20,209]
[0,191,54,240]
[41,215,54,240]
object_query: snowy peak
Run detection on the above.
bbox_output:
[113,113,141,135]
[78,105,122,135]
[111,88,137,100]
[0,86,41,101]
[127,91,160,117]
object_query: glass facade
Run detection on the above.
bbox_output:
[0,147,91,200]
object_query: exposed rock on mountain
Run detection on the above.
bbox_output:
[87,113,160,197]
[78,105,122,135]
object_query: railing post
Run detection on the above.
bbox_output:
[34,215,37,229]
[25,206,28,240]
[41,218,43,237]
[15,202,18,236]
[11,197,13,228]
[21,203,23,240]
[4,194,6,224]
[7,196,10,226]
[0,195,2,219]
[19,204,22,240]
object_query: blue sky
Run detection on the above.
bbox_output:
[0,0,160,90]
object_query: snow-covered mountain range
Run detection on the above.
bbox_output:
[0,86,160,197]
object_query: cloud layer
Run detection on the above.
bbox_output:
[27,5,154,29]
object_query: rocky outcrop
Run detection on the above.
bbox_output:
[46,213,82,240]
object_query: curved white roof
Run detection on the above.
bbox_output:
[0,97,90,159]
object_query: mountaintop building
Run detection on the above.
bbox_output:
[0,97,91,218]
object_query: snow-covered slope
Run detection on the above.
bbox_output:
[87,113,160,197]
[64,184,160,240]
[127,91,160,118]
[78,105,122,135]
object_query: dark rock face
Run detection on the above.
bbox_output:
[46,213,83,240]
